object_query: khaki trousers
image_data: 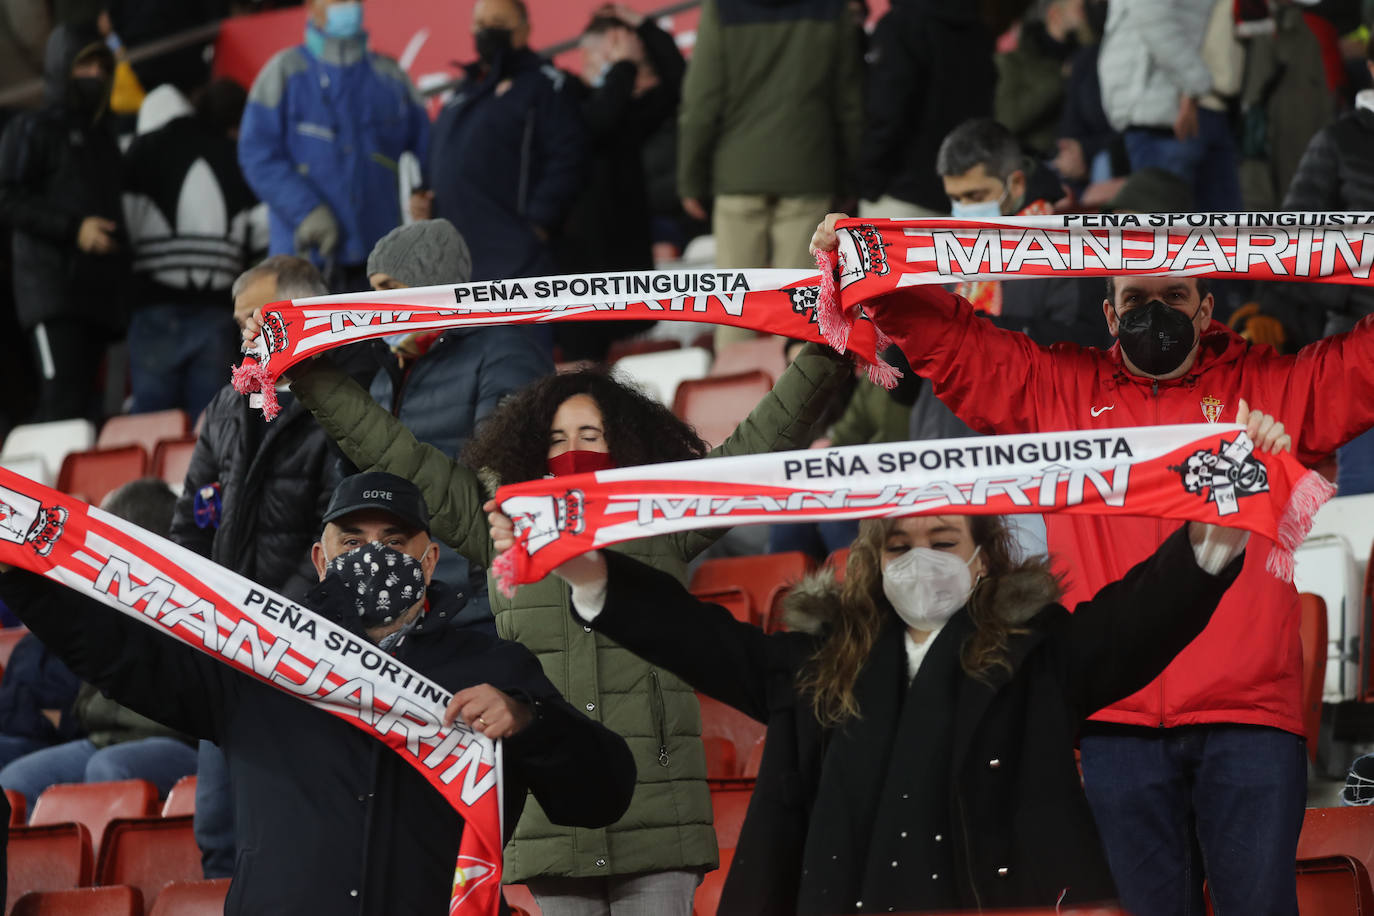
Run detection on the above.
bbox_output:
[712,193,830,348]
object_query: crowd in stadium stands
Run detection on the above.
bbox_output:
[0,0,1373,913]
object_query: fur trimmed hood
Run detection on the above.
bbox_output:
[781,562,1063,635]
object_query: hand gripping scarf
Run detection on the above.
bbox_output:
[489,424,1334,594]
[0,469,504,915]
[812,213,1374,354]
[231,269,898,420]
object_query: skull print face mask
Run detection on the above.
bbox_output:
[327,543,427,629]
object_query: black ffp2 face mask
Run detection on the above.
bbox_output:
[475,27,513,69]
[1115,298,1200,376]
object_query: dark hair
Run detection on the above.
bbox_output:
[1105,277,1211,303]
[101,478,177,539]
[194,78,247,136]
[936,117,1022,180]
[461,369,709,484]
[798,514,1045,725]
[583,14,631,36]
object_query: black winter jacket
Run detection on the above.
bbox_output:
[0,24,127,331]
[582,527,1241,915]
[369,327,552,627]
[170,386,341,602]
[858,0,997,210]
[0,572,637,916]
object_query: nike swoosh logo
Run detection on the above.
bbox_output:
[1090,405,1115,418]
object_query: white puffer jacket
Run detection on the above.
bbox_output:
[1097,0,1215,132]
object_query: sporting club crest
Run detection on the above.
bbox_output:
[1200,395,1225,424]
[0,486,67,557]
[261,310,289,355]
[835,223,891,289]
[503,490,585,555]
[1170,434,1269,517]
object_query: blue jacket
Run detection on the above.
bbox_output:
[430,50,585,280]
[369,326,552,628]
[238,31,429,267]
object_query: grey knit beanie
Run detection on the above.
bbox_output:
[366,218,473,287]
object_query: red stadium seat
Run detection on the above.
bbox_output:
[709,785,752,850]
[607,337,680,363]
[709,336,785,382]
[146,879,231,916]
[702,736,739,782]
[0,625,29,670]
[502,884,542,916]
[696,695,766,783]
[824,548,850,584]
[1362,540,1374,702]
[31,780,159,860]
[689,587,754,628]
[690,552,815,633]
[1298,807,1374,877]
[6,787,25,825]
[1294,855,1374,915]
[741,736,765,779]
[1299,593,1328,762]
[12,885,142,916]
[693,846,734,916]
[159,776,196,818]
[151,437,197,491]
[95,815,201,915]
[55,446,148,506]
[6,823,94,912]
[671,370,773,449]
[97,411,190,455]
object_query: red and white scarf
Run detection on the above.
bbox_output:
[490,424,1334,593]
[232,269,896,419]
[0,469,504,915]
[814,213,1374,357]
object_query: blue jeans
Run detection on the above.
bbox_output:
[0,737,198,811]
[1337,427,1374,496]
[0,735,53,769]
[194,740,234,878]
[1080,725,1306,916]
[1124,110,1243,212]
[127,304,239,422]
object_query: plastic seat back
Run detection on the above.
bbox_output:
[709,785,753,850]
[1299,593,1328,762]
[31,780,159,859]
[613,346,712,405]
[697,694,766,778]
[0,626,29,670]
[146,879,231,916]
[690,552,815,633]
[150,437,197,493]
[12,885,142,916]
[689,587,754,628]
[693,846,734,916]
[98,411,190,455]
[6,787,25,825]
[1298,807,1374,877]
[502,884,543,916]
[606,337,679,363]
[824,548,850,584]
[702,736,739,782]
[159,776,196,818]
[1294,855,1374,916]
[6,822,94,912]
[672,370,773,449]
[742,736,765,779]
[1,420,96,464]
[95,815,201,914]
[55,446,148,505]
[709,336,785,382]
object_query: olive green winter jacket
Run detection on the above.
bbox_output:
[289,342,851,881]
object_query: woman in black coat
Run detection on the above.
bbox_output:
[478,417,1287,912]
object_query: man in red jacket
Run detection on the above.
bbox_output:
[811,214,1374,916]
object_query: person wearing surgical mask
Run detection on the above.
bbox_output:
[512,409,1297,911]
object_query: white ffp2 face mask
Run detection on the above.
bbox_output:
[882,546,982,631]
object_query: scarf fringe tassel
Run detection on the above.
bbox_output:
[813,249,904,390]
[1266,469,1338,581]
[230,361,281,421]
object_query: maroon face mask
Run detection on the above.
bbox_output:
[547,449,615,477]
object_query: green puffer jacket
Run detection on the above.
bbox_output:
[290,343,852,881]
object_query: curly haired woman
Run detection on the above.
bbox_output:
[501,406,1291,914]
[251,317,853,915]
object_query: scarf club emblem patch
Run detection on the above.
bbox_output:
[261,310,290,355]
[0,487,67,557]
[787,286,821,323]
[1200,395,1225,424]
[503,489,586,555]
[1172,434,1269,516]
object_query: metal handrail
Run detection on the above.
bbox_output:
[0,0,701,110]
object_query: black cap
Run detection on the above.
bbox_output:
[322,472,430,533]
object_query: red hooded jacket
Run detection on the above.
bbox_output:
[869,286,1374,734]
